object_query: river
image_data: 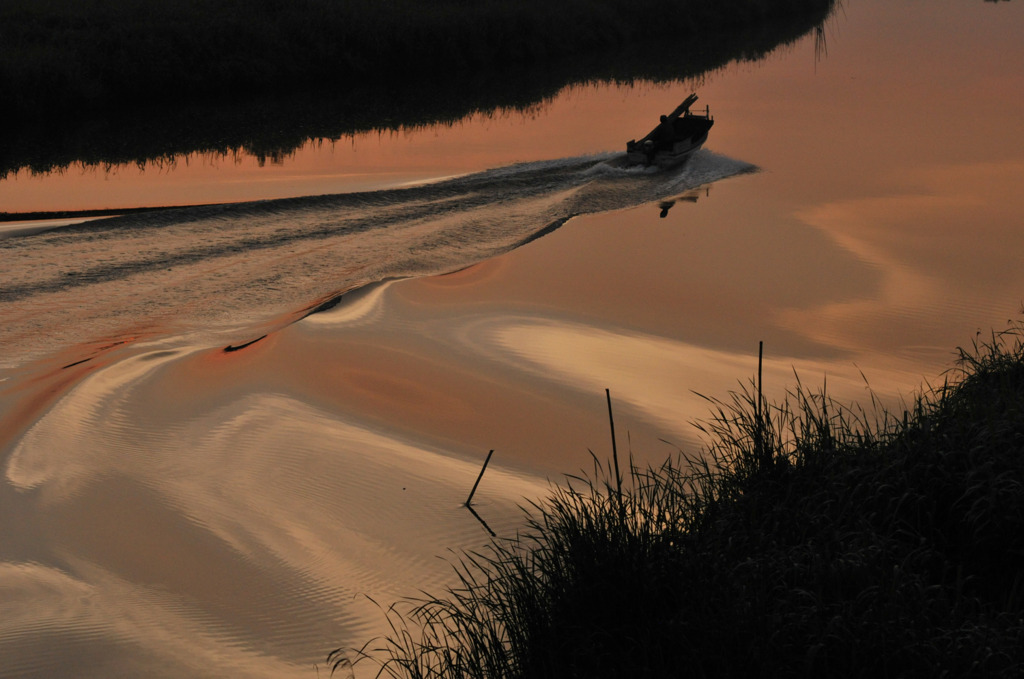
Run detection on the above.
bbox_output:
[1,0,1023,676]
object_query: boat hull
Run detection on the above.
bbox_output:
[626,129,710,169]
[626,106,714,169]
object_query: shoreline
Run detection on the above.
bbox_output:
[0,0,837,178]
[2,0,837,122]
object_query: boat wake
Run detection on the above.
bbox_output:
[0,150,756,373]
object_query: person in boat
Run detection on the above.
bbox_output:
[644,114,677,163]
[652,115,676,149]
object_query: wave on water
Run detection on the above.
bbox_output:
[0,150,756,372]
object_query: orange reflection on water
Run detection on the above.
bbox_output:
[783,159,1024,358]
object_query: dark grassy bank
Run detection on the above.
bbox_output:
[2,0,834,117]
[336,328,1024,678]
[1,0,835,179]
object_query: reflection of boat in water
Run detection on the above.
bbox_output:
[626,93,714,169]
[659,186,710,218]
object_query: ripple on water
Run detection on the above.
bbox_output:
[3,346,549,676]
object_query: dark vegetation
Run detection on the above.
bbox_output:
[1,0,835,180]
[334,328,1024,678]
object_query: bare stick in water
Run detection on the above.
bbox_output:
[466,449,495,507]
[466,504,497,537]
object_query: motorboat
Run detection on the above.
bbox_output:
[626,93,713,169]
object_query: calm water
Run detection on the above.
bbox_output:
[2,0,1023,676]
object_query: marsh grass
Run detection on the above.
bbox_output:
[334,326,1024,678]
[1,0,837,118]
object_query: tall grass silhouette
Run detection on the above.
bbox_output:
[2,0,838,115]
[334,326,1024,678]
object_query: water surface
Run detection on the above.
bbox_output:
[2,0,1023,676]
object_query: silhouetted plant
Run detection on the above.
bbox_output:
[334,325,1024,678]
